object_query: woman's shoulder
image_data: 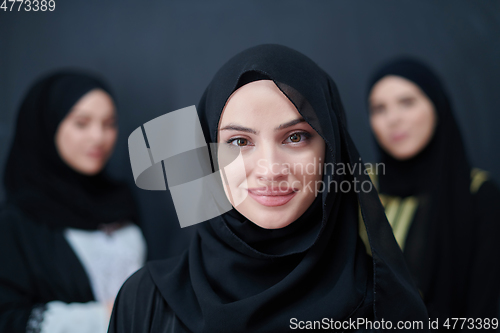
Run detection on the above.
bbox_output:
[0,203,23,223]
[470,168,500,199]
[119,265,156,295]
[0,203,63,243]
[116,256,187,302]
[470,168,494,195]
[469,169,500,236]
[109,266,159,332]
[0,203,36,235]
[109,261,188,333]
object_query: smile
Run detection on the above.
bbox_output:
[247,187,298,207]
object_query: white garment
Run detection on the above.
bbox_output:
[64,224,146,302]
[38,224,146,333]
[41,301,109,333]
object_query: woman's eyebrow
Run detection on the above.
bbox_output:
[219,118,305,134]
[219,124,258,134]
[397,95,416,102]
[275,118,305,130]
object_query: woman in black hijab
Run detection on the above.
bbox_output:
[366,58,500,329]
[0,71,146,333]
[109,44,428,332]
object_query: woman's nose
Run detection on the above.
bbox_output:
[88,124,106,143]
[254,145,289,182]
[385,106,402,127]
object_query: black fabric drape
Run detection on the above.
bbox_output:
[109,44,428,333]
[367,58,500,326]
[3,71,138,230]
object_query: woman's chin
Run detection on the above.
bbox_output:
[234,196,311,229]
[251,219,294,229]
[70,162,105,176]
[390,148,419,161]
[246,210,296,229]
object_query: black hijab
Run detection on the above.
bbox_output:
[147,45,428,332]
[3,71,138,230]
[367,59,483,320]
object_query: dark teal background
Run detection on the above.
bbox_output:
[1,1,499,259]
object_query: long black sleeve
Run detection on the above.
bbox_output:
[0,205,95,332]
[0,209,35,332]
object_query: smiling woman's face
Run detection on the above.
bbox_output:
[55,88,117,175]
[369,75,437,160]
[217,80,325,229]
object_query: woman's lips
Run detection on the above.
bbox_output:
[87,151,105,159]
[247,187,297,207]
[390,132,408,142]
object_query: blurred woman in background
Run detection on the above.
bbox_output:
[366,58,500,327]
[0,71,146,333]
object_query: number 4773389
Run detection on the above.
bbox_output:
[1,0,55,11]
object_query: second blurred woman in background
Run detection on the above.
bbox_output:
[366,58,500,327]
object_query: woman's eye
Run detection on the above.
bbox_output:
[228,138,249,147]
[400,98,415,107]
[75,122,87,128]
[370,105,385,115]
[289,133,301,142]
[285,132,310,144]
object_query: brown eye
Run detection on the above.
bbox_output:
[235,138,248,146]
[104,121,117,129]
[370,105,385,115]
[289,133,301,142]
[227,137,251,147]
[75,121,88,128]
[400,98,415,107]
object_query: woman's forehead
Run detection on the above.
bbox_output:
[370,75,426,101]
[218,80,301,126]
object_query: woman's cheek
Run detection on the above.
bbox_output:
[221,151,249,207]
